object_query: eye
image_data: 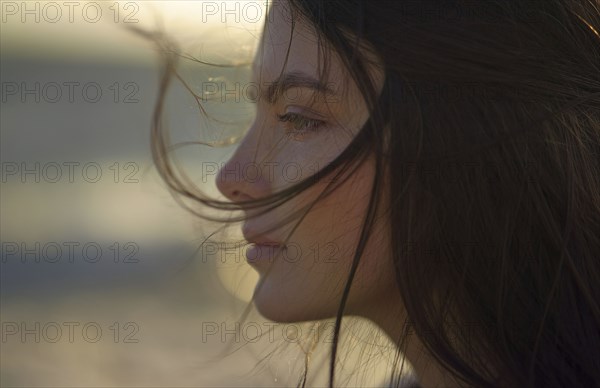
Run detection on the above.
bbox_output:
[277,112,326,139]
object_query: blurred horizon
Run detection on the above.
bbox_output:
[1,1,398,386]
[1,0,264,65]
[1,2,272,385]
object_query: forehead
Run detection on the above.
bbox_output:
[252,2,346,92]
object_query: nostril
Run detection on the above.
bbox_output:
[215,160,271,205]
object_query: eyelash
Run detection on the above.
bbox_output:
[277,112,326,138]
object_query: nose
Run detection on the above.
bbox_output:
[215,133,273,205]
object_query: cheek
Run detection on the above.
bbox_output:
[311,159,394,309]
[300,157,391,290]
[348,215,395,306]
[252,155,392,322]
[302,162,373,258]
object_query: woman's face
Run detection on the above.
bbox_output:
[216,1,396,323]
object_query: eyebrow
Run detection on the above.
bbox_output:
[251,71,336,104]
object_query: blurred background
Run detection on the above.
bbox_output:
[1,1,397,386]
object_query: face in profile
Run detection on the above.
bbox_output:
[216,1,396,323]
[158,0,600,386]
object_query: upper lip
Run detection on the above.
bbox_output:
[242,224,283,246]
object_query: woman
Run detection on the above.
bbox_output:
[148,0,600,386]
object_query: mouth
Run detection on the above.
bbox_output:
[242,225,287,266]
[242,224,284,247]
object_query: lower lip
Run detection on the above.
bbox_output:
[245,243,285,265]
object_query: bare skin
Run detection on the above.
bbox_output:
[217,1,458,386]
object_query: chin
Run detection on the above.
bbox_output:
[251,277,338,323]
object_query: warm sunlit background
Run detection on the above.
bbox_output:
[1,1,398,386]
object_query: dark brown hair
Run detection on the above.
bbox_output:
[138,0,600,386]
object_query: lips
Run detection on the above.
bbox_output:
[242,224,286,266]
[242,224,284,247]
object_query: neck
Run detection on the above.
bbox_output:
[361,297,459,387]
